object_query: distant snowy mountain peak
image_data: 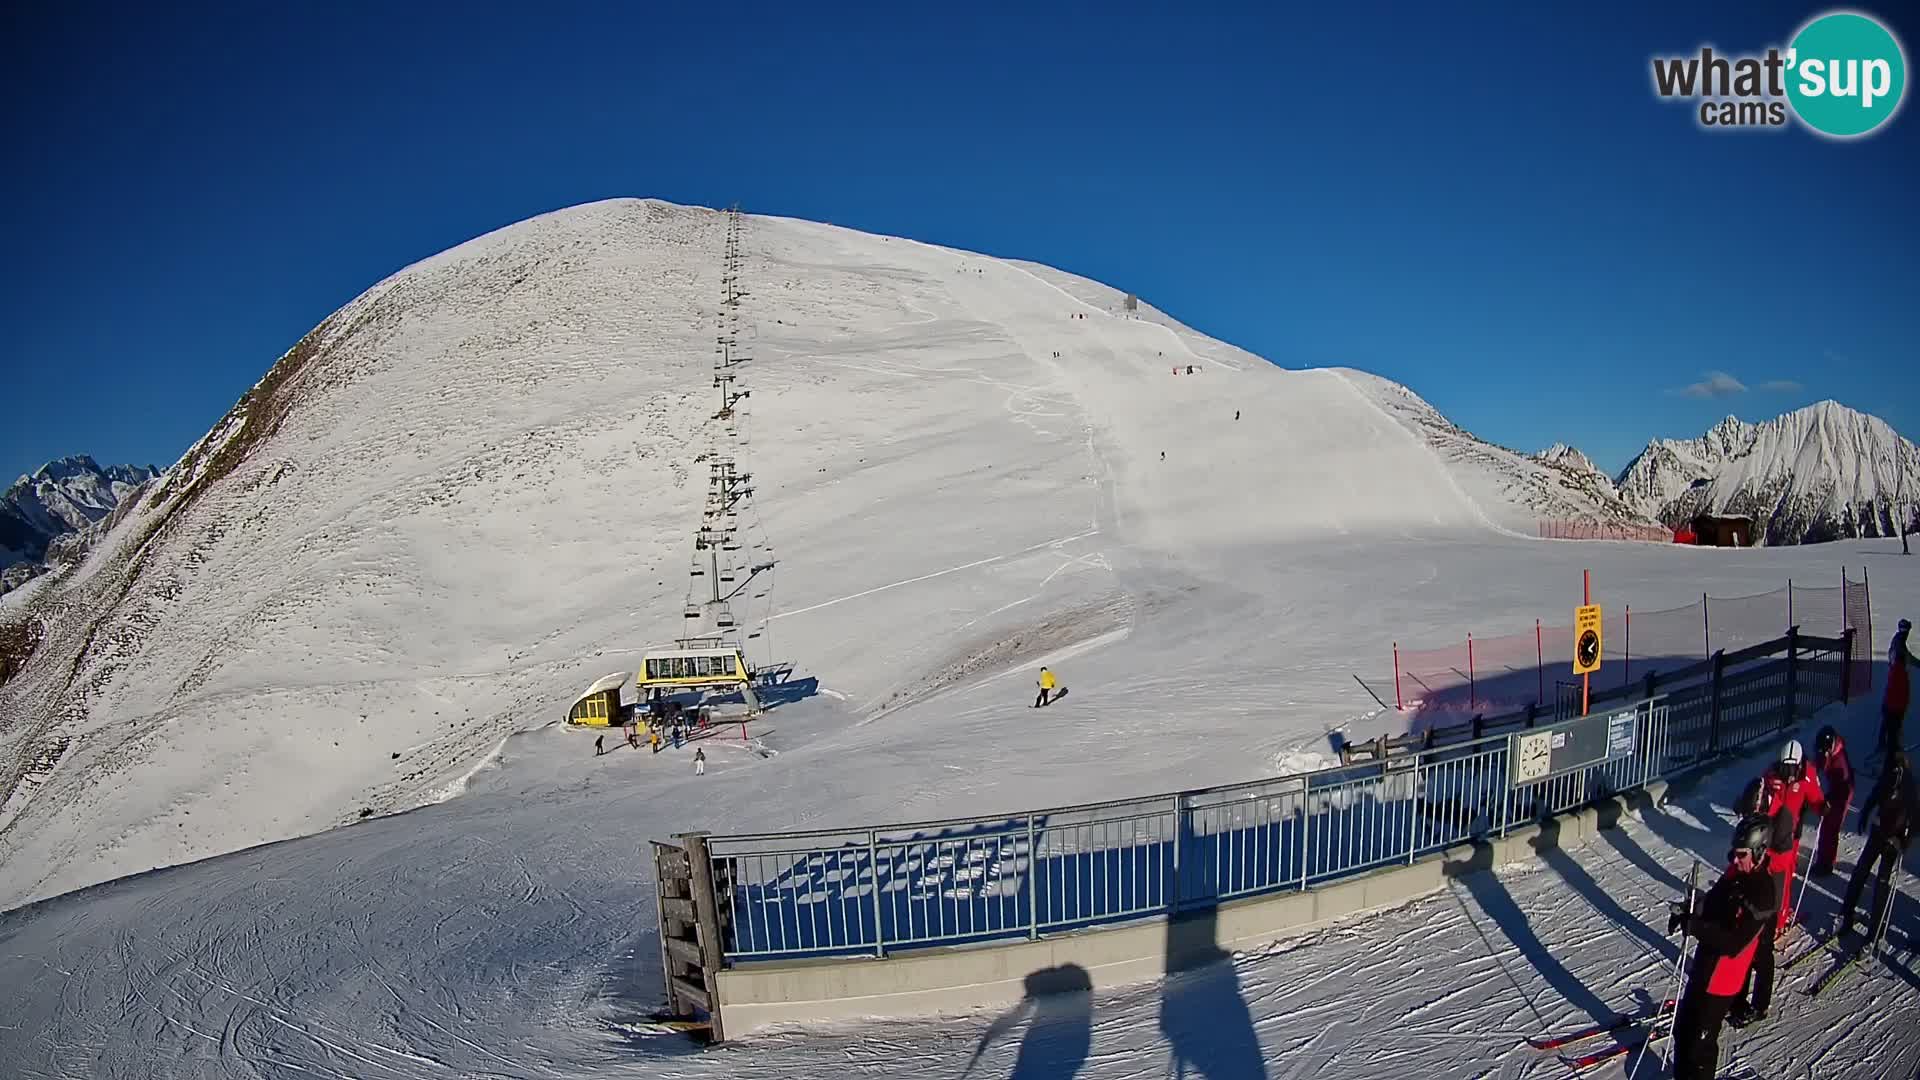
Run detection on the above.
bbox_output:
[1,455,158,572]
[1616,400,1918,544]
[1534,443,1605,478]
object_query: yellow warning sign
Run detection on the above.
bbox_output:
[1573,604,1604,675]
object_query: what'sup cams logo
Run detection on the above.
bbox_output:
[1651,10,1906,137]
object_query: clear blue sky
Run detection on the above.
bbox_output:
[3,2,1914,483]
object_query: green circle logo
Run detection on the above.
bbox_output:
[1786,11,1907,137]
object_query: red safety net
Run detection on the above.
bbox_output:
[1537,520,1675,543]
[1383,575,1868,720]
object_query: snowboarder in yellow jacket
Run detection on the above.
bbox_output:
[1035,667,1057,708]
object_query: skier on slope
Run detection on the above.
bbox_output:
[1835,749,1917,941]
[1729,741,1820,1028]
[1880,619,1915,757]
[1034,667,1058,708]
[1809,725,1855,878]
[1669,815,1778,1080]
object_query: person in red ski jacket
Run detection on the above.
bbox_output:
[1882,619,1914,756]
[1736,741,1822,928]
[1810,725,1854,877]
[1670,816,1778,1080]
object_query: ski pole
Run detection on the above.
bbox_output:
[1785,839,1807,933]
[1633,856,1699,1077]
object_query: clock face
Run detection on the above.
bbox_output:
[1577,629,1600,668]
[1515,732,1553,783]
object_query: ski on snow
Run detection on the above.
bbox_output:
[1525,999,1674,1050]
[1559,1013,1675,1069]
[1805,945,1869,997]
[1780,928,1851,974]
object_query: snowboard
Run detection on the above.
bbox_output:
[1031,687,1069,707]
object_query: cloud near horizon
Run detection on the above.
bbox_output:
[1672,370,1746,398]
[1669,371,1803,398]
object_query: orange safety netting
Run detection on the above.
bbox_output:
[1380,573,1872,718]
[1537,520,1676,543]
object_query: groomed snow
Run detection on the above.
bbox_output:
[0,200,1914,1079]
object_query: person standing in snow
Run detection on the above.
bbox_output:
[1035,667,1057,708]
[1670,816,1778,1079]
[1836,750,1916,941]
[595,735,605,757]
[1729,741,1818,1028]
[694,748,706,776]
[1810,725,1854,877]
[1880,619,1915,757]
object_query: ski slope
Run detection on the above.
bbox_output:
[1,199,1915,1078]
[1,199,1635,907]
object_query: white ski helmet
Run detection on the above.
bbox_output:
[1778,739,1804,769]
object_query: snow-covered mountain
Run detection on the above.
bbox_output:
[1616,402,1919,544]
[0,199,1637,906]
[0,456,157,572]
[1534,442,1603,477]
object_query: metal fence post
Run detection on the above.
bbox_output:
[1026,813,1040,940]
[1841,627,1855,703]
[1708,651,1726,754]
[1297,785,1311,891]
[1497,736,1512,838]
[1405,751,1420,864]
[1169,792,1184,914]
[1784,625,1799,724]
[679,831,728,1041]
[868,830,885,958]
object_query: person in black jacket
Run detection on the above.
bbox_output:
[1669,816,1779,1080]
[1730,803,1797,1028]
[1838,750,1916,940]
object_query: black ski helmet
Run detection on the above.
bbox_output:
[1815,725,1839,759]
[1730,815,1773,861]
